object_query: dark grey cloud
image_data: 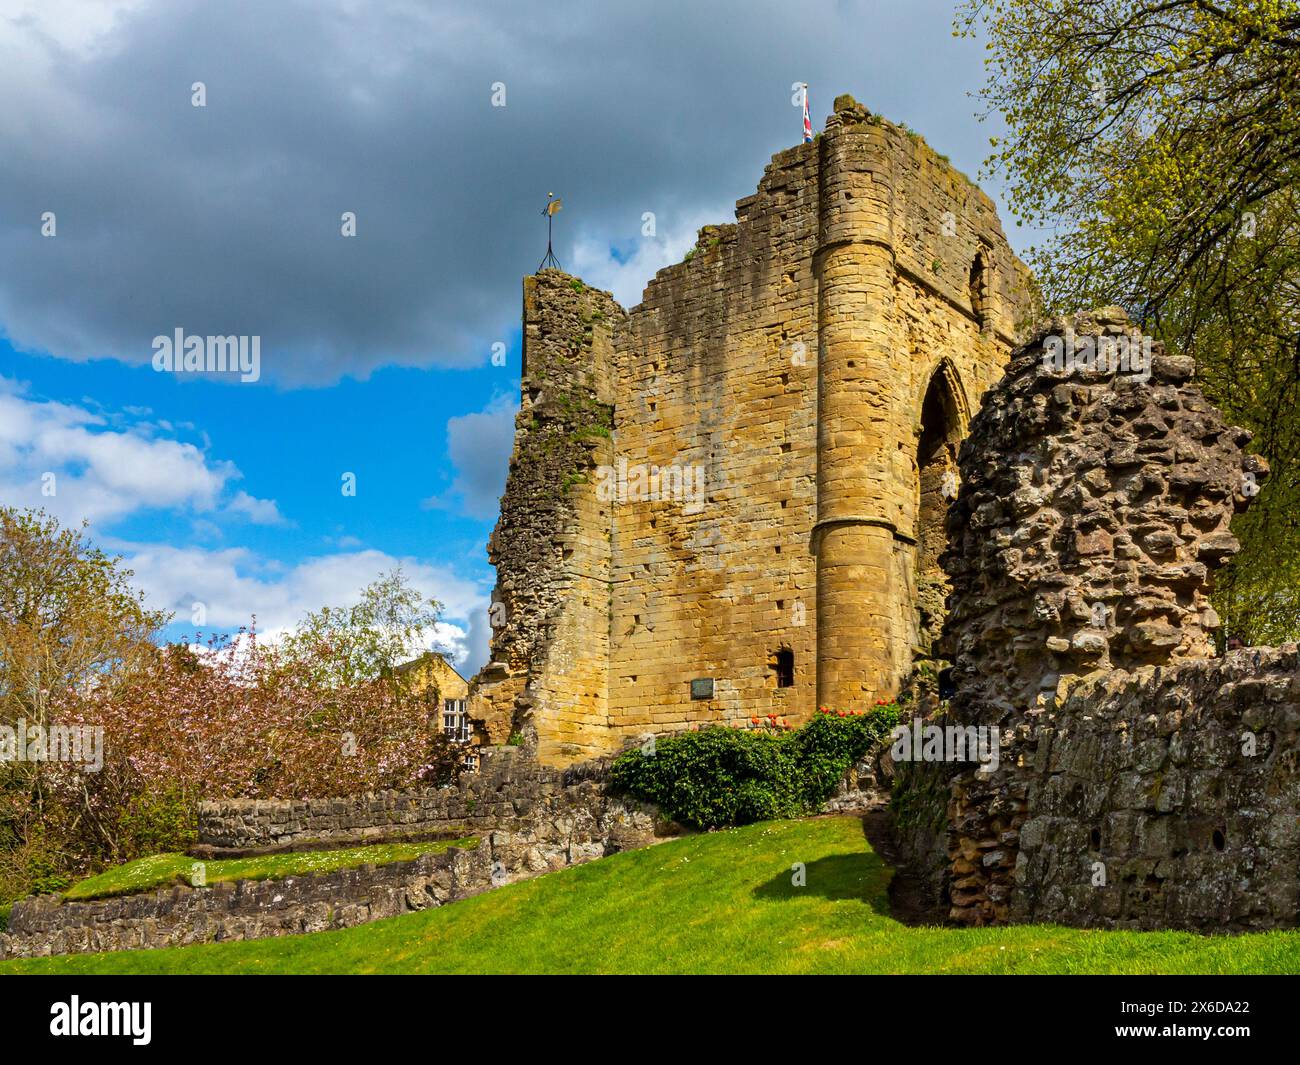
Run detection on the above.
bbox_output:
[0,0,1011,385]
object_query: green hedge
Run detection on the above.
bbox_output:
[608,706,899,829]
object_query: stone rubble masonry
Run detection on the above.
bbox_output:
[939,311,1280,928]
[1012,647,1300,930]
[193,744,625,850]
[943,308,1264,726]
[471,93,1034,766]
[0,748,670,959]
[472,274,625,762]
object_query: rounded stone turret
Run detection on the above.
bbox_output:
[813,99,914,710]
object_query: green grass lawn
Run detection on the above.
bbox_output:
[61,837,478,901]
[5,816,1300,974]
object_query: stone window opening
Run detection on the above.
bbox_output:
[969,249,991,332]
[771,648,795,688]
[914,368,964,657]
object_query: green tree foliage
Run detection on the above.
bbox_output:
[278,567,443,689]
[959,0,1300,643]
[0,507,167,727]
[0,507,167,826]
[0,507,168,897]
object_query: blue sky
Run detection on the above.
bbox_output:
[0,336,516,670]
[0,0,1034,676]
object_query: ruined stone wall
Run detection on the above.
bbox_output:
[1,842,495,959]
[474,95,1032,764]
[944,309,1262,730]
[1,749,669,959]
[194,746,635,851]
[1012,647,1300,931]
[939,312,1279,928]
[472,275,624,761]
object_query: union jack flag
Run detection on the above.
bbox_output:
[802,84,813,143]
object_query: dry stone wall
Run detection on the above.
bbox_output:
[1,841,494,959]
[195,745,643,851]
[0,749,669,959]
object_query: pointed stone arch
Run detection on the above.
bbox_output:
[913,359,968,656]
[916,355,972,436]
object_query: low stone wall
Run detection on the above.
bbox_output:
[1011,647,1300,931]
[823,748,892,813]
[2,842,492,959]
[0,748,670,959]
[196,745,614,852]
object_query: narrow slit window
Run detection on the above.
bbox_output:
[773,649,795,688]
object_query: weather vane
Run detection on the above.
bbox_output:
[539,192,562,271]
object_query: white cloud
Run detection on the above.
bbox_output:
[121,543,493,675]
[570,207,730,310]
[229,490,286,526]
[0,379,281,530]
[426,393,516,520]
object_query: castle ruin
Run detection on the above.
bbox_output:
[470,95,1032,765]
[933,312,1287,930]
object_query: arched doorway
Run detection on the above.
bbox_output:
[914,365,965,656]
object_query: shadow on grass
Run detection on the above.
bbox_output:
[751,851,893,916]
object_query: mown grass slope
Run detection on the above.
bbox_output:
[5,816,1299,974]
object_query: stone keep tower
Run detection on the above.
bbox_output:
[471,95,1032,765]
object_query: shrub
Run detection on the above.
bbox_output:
[0,829,73,901]
[114,786,199,861]
[609,705,899,829]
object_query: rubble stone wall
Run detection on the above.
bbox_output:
[0,749,668,958]
[194,746,636,851]
[1012,648,1300,930]
[938,312,1284,930]
[472,274,624,761]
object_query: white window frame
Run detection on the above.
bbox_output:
[442,699,471,743]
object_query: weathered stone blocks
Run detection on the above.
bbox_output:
[473,95,1032,765]
[937,311,1296,931]
[0,748,670,959]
